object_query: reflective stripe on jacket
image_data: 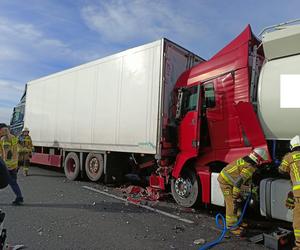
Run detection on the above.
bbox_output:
[218,157,256,187]
[279,151,300,192]
[18,135,33,154]
[0,135,18,170]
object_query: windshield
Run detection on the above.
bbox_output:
[11,106,24,124]
[181,85,199,116]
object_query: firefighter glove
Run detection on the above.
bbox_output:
[233,198,242,214]
[234,176,243,188]
[232,186,241,200]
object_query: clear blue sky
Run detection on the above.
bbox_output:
[0,0,299,123]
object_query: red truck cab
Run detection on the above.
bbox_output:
[169,25,271,207]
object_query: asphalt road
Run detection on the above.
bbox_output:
[0,166,277,249]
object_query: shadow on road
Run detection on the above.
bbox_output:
[0,201,151,214]
[31,165,64,174]
[27,173,64,178]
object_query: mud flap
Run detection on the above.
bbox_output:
[235,102,271,161]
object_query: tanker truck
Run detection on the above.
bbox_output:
[10,22,300,223]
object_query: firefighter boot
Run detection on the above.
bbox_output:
[23,169,29,176]
[229,226,245,237]
[23,164,29,176]
[240,222,248,229]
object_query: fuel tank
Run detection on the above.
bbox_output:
[257,25,300,140]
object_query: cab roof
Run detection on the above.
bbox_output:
[175,25,262,88]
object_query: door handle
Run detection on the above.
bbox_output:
[192,140,199,148]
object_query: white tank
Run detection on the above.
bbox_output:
[257,25,300,140]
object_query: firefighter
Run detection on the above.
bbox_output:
[0,123,24,205]
[218,148,268,236]
[18,127,33,176]
[278,135,300,250]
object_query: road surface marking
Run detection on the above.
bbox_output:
[82,185,195,224]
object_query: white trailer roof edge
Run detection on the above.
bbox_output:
[28,38,204,86]
[28,39,164,86]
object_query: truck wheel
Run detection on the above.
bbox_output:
[85,153,104,182]
[171,168,200,207]
[64,152,80,181]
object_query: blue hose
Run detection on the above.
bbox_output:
[198,193,252,250]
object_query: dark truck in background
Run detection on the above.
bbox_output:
[10,86,26,136]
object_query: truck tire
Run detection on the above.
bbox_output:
[171,167,200,208]
[85,153,104,182]
[64,152,80,181]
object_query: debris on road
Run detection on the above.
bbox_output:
[178,207,196,213]
[6,244,25,250]
[173,225,185,233]
[37,227,43,236]
[120,185,163,204]
[193,238,206,245]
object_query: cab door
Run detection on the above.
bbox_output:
[205,80,226,149]
[177,85,201,156]
[205,73,243,149]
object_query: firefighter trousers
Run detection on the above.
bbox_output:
[219,182,238,228]
[293,196,300,247]
[18,152,30,171]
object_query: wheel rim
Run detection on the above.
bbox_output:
[67,158,76,173]
[174,177,192,198]
[88,157,99,175]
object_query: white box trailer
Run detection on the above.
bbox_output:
[24,39,203,181]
